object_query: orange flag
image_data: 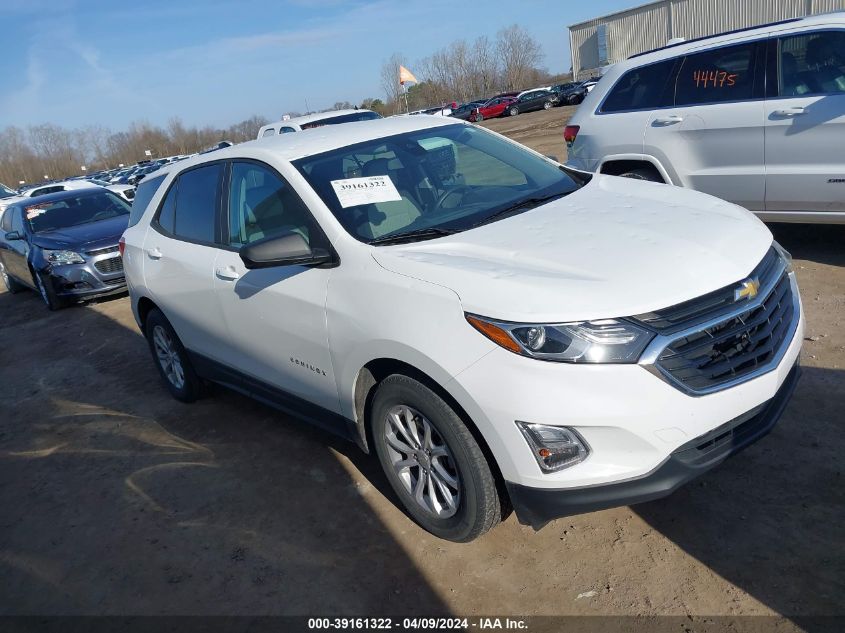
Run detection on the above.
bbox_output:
[399,65,418,85]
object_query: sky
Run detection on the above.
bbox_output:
[0,0,638,131]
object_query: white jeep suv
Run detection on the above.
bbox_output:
[123,116,803,541]
[565,12,845,224]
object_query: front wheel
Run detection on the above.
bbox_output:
[371,375,501,542]
[543,100,553,110]
[508,106,519,117]
[35,271,63,310]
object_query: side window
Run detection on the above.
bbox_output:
[779,31,845,97]
[10,209,23,233]
[172,164,221,243]
[675,42,758,106]
[227,161,324,248]
[279,127,296,134]
[157,181,177,234]
[129,174,166,228]
[601,58,677,112]
[0,209,11,232]
[262,128,276,137]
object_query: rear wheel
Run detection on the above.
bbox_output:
[618,167,663,183]
[543,100,553,110]
[0,261,24,294]
[508,106,519,117]
[371,375,501,542]
[475,112,484,122]
[144,308,204,402]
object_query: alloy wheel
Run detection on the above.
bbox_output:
[0,263,9,290]
[152,325,185,389]
[383,405,461,519]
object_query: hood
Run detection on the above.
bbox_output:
[31,215,129,251]
[371,175,773,323]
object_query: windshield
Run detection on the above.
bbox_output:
[293,124,582,244]
[25,191,130,233]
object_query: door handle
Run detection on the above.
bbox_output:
[215,266,240,281]
[773,106,806,117]
[146,247,162,260]
[653,115,684,125]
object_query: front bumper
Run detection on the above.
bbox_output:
[506,363,801,529]
[43,253,126,300]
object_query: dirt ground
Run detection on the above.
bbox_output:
[1,106,843,627]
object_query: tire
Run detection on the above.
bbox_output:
[34,270,64,311]
[0,261,24,294]
[476,112,484,122]
[371,375,501,542]
[543,100,553,110]
[508,106,519,117]
[144,308,204,402]
[618,167,664,183]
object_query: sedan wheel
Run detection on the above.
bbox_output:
[476,112,484,122]
[0,262,22,294]
[543,100,553,110]
[35,272,62,310]
[509,106,518,116]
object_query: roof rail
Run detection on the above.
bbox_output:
[628,17,802,59]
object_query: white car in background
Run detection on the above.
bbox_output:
[565,12,845,223]
[257,109,382,138]
[123,116,802,542]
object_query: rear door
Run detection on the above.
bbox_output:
[643,40,767,210]
[764,29,845,215]
[142,162,231,360]
[213,160,341,415]
[1,207,30,284]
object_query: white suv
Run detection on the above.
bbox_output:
[565,12,845,224]
[122,116,803,541]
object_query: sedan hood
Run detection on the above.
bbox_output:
[371,176,773,323]
[31,215,129,252]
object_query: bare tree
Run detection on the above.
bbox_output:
[496,24,545,91]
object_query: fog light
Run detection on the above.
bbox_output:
[516,422,589,472]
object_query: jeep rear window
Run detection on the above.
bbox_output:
[601,58,678,113]
[300,111,382,130]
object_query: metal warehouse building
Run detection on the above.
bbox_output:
[569,0,845,78]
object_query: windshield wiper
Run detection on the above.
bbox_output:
[470,191,570,229]
[369,226,456,246]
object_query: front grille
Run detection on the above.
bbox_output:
[94,256,124,274]
[653,272,795,392]
[103,276,125,286]
[636,248,781,334]
[87,245,119,257]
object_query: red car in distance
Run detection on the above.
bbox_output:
[468,97,517,122]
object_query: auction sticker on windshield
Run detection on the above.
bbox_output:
[330,175,402,208]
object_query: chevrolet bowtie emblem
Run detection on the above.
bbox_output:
[734,278,760,301]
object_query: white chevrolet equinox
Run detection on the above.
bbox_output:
[122,116,803,542]
[565,13,845,224]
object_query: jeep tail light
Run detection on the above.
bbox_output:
[118,236,126,257]
[563,125,580,145]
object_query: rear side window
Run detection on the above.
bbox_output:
[0,209,12,232]
[675,42,758,105]
[601,59,677,112]
[172,164,222,243]
[128,174,165,227]
[779,31,845,97]
[262,128,276,137]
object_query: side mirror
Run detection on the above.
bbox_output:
[239,231,334,270]
[4,231,23,241]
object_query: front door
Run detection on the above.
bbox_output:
[213,160,341,415]
[764,29,845,215]
[4,208,32,284]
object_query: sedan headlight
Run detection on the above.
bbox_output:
[44,250,85,265]
[466,314,654,363]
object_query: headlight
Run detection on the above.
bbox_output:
[773,241,794,274]
[466,314,654,363]
[44,250,85,265]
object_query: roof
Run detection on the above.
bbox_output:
[157,116,467,177]
[6,186,114,209]
[262,109,376,129]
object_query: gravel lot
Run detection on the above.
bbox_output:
[1,107,842,627]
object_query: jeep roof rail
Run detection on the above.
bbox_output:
[628,17,802,59]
